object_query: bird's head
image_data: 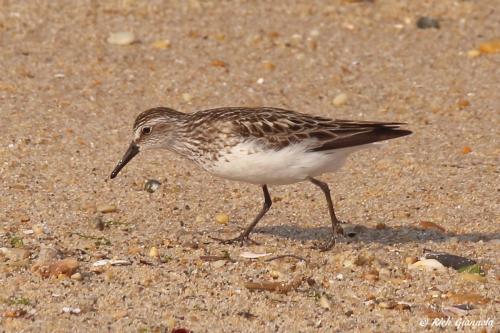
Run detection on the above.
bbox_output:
[110,107,185,179]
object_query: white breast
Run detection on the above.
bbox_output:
[205,140,376,185]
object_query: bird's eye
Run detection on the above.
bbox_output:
[141,127,152,135]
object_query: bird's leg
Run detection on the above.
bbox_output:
[211,185,272,245]
[308,177,344,251]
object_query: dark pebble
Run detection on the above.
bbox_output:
[417,16,440,29]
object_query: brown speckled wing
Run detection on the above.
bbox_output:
[188,107,412,151]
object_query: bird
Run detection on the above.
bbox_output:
[110,106,412,250]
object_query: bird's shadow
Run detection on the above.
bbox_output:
[252,224,499,245]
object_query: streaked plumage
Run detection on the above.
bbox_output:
[111,106,412,250]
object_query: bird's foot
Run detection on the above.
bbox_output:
[210,233,259,246]
[314,225,344,252]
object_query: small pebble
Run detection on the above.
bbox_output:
[149,246,160,258]
[151,39,171,49]
[107,32,135,45]
[405,256,418,265]
[210,59,228,68]
[378,301,396,309]
[182,93,192,102]
[97,204,117,214]
[48,258,79,278]
[332,93,348,106]
[70,272,82,281]
[144,179,161,193]
[215,213,229,225]
[262,61,276,70]
[319,296,331,310]
[32,224,45,236]
[417,221,445,232]
[62,307,81,315]
[94,216,105,231]
[256,78,264,84]
[416,16,440,29]
[467,49,481,58]
[478,39,500,54]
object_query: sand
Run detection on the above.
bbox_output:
[0,1,498,332]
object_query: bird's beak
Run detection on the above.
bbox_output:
[110,142,140,179]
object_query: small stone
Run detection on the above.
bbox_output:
[61,307,81,315]
[457,99,470,109]
[149,246,160,258]
[417,221,445,232]
[144,179,161,193]
[375,223,386,230]
[379,301,396,309]
[70,272,82,281]
[32,224,45,236]
[309,29,320,37]
[0,247,29,261]
[256,78,264,84]
[182,93,192,102]
[94,216,105,230]
[409,259,446,271]
[151,39,171,49]
[210,59,228,68]
[92,259,131,267]
[405,256,418,265]
[215,213,229,225]
[269,270,281,279]
[462,146,472,154]
[332,93,348,106]
[478,39,500,54]
[107,32,135,45]
[262,61,276,70]
[467,49,481,58]
[335,273,344,280]
[97,204,117,214]
[319,296,331,310]
[48,258,79,277]
[416,16,440,29]
[240,251,272,259]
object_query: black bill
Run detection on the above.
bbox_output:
[110,142,139,179]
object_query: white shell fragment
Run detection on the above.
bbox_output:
[239,251,272,259]
[62,307,81,314]
[107,32,135,45]
[409,259,446,271]
[92,259,131,267]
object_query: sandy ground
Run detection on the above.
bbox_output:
[0,1,499,332]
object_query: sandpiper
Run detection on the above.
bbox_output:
[110,107,412,250]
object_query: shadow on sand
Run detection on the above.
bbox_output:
[251,224,499,245]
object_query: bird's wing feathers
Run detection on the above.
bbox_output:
[192,107,412,151]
